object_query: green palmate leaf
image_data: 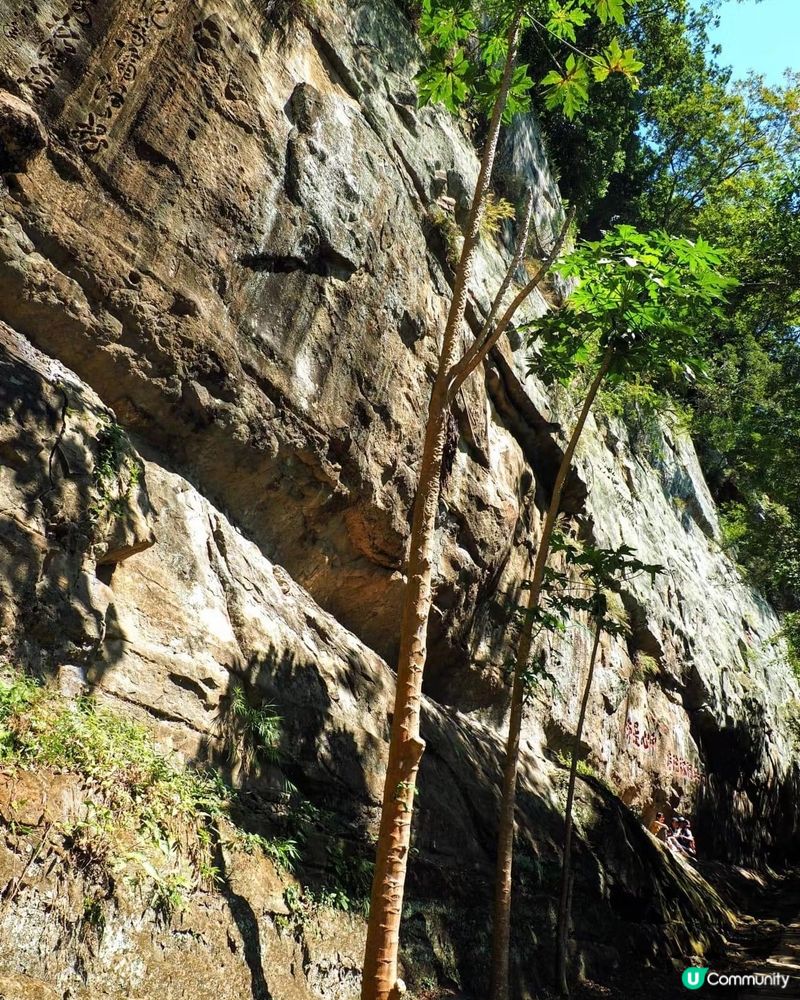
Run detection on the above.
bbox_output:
[542,53,590,119]
[592,38,643,85]
[592,0,627,26]
[477,62,534,122]
[416,46,471,112]
[506,63,534,119]
[546,2,589,44]
[419,0,478,46]
[480,30,508,68]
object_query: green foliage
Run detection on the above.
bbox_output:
[82,895,106,936]
[528,226,731,385]
[235,829,300,872]
[536,2,641,119]
[695,327,800,610]
[0,672,39,756]
[502,533,662,698]
[632,653,660,684]
[781,613,800,680]
[672,82,800,610]
[547,531,661,636]
[720,499,800,612]
[0,669,227,914]
[414,0,640,124]
[479,193,516,239]
[593,0,625,24]
[524,2,725,226]
[598,379,693,464]
[764,611,800,682]
[554,746,614,794]
[229,683,282,770]
[599,378,691,431]
[0,668,296,916]
[541,54,591,119]
[555,748,597,779]
[91,419,141,520]
[781,699,800,752]
[541,42,641,119]
[326,838,374,913]
[415,0,532,121]
[591,38,641,84]
[429,206,463,266]
[278,870,368,932]
[544,2,589,43]
[146,868,193,921]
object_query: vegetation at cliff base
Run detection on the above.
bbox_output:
[0,668,297,918]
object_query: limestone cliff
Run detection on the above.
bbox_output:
[0,1,798,997]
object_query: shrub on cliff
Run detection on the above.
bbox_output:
[0,668,297,918]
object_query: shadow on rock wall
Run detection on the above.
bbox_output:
[692,702,800,865]
[0,326,154,682]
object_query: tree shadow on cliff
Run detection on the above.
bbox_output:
[188,640,380,976]
[209,823,274,1000]
[450,697,750,993]
[0,338,72,667]
[0,336,116,682]
[688,701,800,865]
[406,699,705,998]
[431,575,529,720]
[0,331,155,709]
[194,641,377,837]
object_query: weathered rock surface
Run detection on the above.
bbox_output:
[0,323,155,668]
[0,0,799,996]
[0,768,367,1000]
[0,329,783,1000]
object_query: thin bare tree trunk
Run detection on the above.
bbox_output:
[489,349,612,1000]
[361,17,522,1000]
[446,206,575,405]
[556,616,603,997]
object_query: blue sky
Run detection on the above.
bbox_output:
[706,0,799,84]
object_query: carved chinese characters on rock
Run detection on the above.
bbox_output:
[624,718,704,783]
[18,1,96,100]
[625,718,659,751]
[69,1,175,156]
[666,752,704,784]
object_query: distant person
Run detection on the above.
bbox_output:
[648,811,668,841]
[667,816,697,859]
[666,816,684,854]
[678,818,697,858]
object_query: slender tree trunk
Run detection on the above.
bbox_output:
[361,17,522,1000]
[556,616,603,997]
[489,350,612,1000]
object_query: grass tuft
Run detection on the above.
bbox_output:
[0,668,297,919]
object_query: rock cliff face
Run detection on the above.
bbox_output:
[0,0,799,997]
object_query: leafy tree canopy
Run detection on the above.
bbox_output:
[522,1,800,611]
[528,226,731,383]
[409,0,800,612]
[415,0,642,122]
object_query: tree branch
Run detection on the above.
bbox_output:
[449,191,535,389]
[446,206,575,404]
